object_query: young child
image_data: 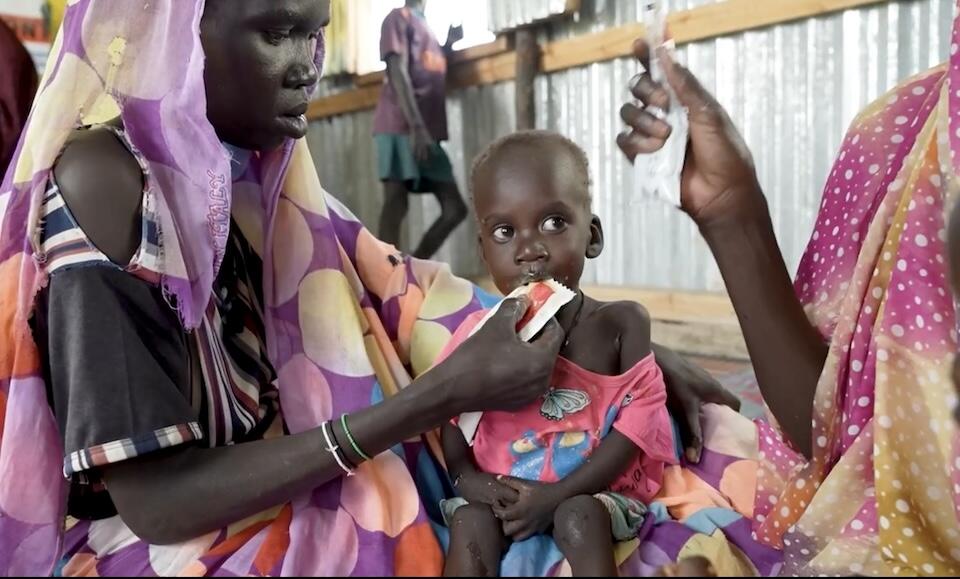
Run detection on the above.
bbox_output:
[440,131,677,577]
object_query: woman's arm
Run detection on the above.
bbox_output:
[103,299,563,544]
[618,41,827,457]
[698,199,827,458]
[107,371,454,545]
[56,134,565,543]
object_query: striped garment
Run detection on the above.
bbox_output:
[40,125,279,481]
[39,142,162,285]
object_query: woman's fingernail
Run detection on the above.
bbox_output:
[685,448,700,462]
[629,73,644,91]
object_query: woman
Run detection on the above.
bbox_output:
[0,1,730,575]
[619,8,960,576]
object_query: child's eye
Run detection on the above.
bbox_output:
[541,216,567,232]
[264,29,291,45]
[492,225,514,243]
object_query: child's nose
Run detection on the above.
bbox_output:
[515,239,549,264]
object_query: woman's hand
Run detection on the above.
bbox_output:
[434,298,564,415]
[617,39,765,229]
[654,345,740,463]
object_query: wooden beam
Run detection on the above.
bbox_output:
[314,51,518,118]
[355,71,385,88]
[309,0,893,120]
[541,0,888,72]
[540,23,644,73]
[339,37,513,100]
[447,50,518,87]
[306,84,382,120]
[451,36,512,63]
[671,0,888,43]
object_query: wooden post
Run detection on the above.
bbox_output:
[514,27,539,131]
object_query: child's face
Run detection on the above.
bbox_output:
[473,145,603,295]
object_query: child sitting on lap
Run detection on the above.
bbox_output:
[440,131,677,577]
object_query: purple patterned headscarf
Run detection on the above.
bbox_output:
[0,0,324,329]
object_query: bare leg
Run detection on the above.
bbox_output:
[444,503,505,577]
[412,180,467,260]
[552,495,618,577]
[379,180,409,249]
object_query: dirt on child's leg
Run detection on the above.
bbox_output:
[552,495,618,577]
[444,503,506,577]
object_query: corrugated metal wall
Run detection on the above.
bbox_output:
[308,0,954,289]
[487,0,572,32]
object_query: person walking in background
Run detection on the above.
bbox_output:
[0,18,38,176]
[374,0,467,259]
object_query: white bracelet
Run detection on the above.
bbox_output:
[321,421,354,477]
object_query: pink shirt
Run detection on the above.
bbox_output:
[440,312,678,503]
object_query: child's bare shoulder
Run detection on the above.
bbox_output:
[594,300,652,360]
[594,300,651,330]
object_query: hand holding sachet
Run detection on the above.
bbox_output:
[632,1,689,207]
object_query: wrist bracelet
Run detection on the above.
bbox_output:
[341,414,373,462]
[321,421,354,477]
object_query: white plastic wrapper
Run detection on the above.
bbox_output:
[633,1,688,207]
[458,279,576,445]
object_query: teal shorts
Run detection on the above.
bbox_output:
[375,133,456,193]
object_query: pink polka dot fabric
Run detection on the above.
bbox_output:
[754,7,960,576]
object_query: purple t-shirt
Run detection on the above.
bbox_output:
[372,8,448,141]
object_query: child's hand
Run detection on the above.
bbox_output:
[457,472,519,507]
[492,477,562,541]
